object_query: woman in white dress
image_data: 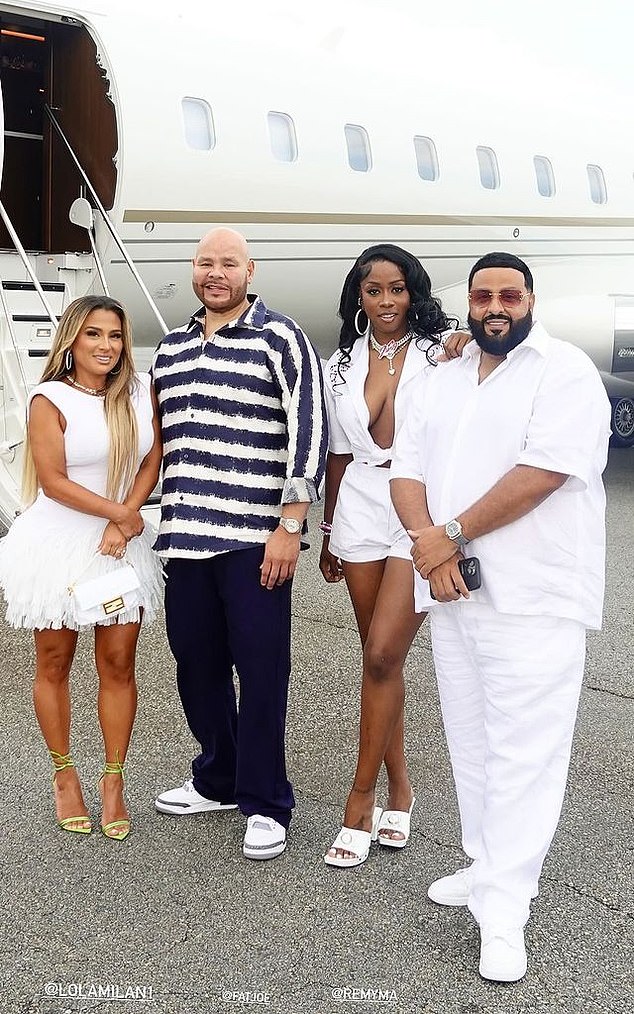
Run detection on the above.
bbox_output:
[0,295,162,840]
[321,244,463,867]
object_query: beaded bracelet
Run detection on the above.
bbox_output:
[319,521,333,535]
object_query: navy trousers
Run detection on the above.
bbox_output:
[164,547,295,829]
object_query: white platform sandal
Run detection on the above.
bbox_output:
[324,805,383,868]
[378,796,416,849]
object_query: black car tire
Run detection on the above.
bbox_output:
[610,396,634,447]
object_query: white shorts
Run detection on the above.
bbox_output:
[330,461,412,563]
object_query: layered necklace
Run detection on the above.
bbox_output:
[369,330,414,375]
[67,376,106,397]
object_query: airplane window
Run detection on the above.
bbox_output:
[414,136,439,181]
[476,146,500,190]
[587,164,607,204]
[345,124,372,172]
[534,155,555,197]
[268,111,298,163]
[182,97,215,151]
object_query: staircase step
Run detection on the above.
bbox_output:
[1,281,65,292]
[2,317,56,351]
[0,281,66,317]
[11,314,60,322]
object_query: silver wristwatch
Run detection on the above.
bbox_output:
[279,517,301,535]
[445,518,469,548]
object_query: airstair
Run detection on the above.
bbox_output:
[0,109,168,528]
[0,269,69,525]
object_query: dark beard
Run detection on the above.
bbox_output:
[468,310,533,356]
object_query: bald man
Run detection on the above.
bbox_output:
[152,229,327,860]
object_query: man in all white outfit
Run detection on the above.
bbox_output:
[390,252,611,983]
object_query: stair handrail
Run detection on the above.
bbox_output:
[44,103,169,336]
[0,271,29,397]
[0,199,59,328]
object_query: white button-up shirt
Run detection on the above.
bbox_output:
[391,322,611,628]
[324,335,440,462]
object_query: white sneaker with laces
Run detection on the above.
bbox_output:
[427,866,473,905]
[479,924,527,982]
[243,814,287,860]
[155,778,238,815]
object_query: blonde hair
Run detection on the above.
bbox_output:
[22,296,139,506]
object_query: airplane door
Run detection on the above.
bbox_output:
[0,20,47,250]
[0,12,117,255]
[45,20,117,253]
[0,48,3,221]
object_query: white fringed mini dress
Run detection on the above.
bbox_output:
[0,373,163,630]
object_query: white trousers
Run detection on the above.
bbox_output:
[430,602,586,928]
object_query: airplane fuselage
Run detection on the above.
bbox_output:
[0,0,632,478]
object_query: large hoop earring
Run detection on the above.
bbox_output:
[354,305,369,337]
[64,349,73,372]
[109,361,122,376]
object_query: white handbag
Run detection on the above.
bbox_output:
[70,557,142,625]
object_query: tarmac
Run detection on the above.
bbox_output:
[0,448,632,1014]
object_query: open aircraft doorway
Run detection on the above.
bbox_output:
[0,9,117,255]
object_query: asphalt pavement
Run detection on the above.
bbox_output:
[0,449,632,1014]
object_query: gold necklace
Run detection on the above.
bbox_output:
[369,331,414,375]
[67,376,106,397]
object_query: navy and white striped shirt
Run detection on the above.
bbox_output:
[152,295,327,558]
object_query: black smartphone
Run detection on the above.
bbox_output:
[429,556,481,599]
[458,556,481,590]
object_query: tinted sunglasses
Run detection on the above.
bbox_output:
[468,288,528,308]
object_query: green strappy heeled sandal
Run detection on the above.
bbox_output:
[50,750,92,834]
[99,753,130,841]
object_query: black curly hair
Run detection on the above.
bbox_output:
[335,245,456,380]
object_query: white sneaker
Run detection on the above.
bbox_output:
[427,866,473,906]
[243,815,287,860]
[479,924,527,982]
[155,778,238,815]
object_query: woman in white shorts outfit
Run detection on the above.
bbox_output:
[320,244,461,867]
